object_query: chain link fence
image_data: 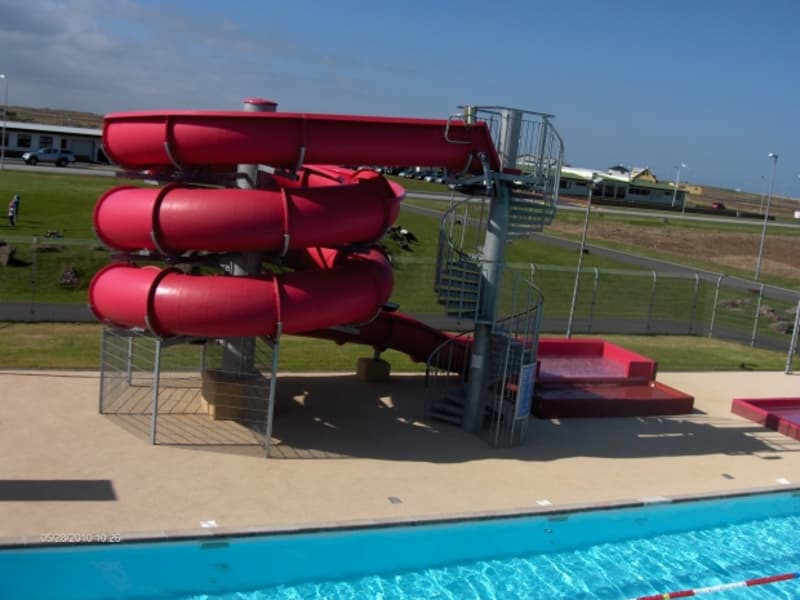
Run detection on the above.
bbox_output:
[1,237,797,372]
[98,328,279,456]
[527,264,799,368]
[0,237,108,321]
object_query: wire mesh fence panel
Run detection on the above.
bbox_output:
[99,329,277,454]
[528,264,799,351]
[495,265,536,327]
[574,268,605,332]
[688,280,721,337]
[0,241,27,302]
[183,338,276,448]
[650,273,706,335]
[529,265,578,317]
[99,329,162,441]
[751,290,800,350]
[0,237,111,320]
[711,284,766,346]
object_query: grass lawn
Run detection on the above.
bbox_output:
[0,322,790,372]
[0,170,796,372]
[0,170,136,240]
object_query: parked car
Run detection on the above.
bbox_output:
[711,201,726,210]
[423,170,444,183]
[449,178,491,195]
[21,148,76,167]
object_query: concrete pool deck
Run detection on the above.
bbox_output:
[1,369,799,545]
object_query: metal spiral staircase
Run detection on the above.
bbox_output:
[425,107,563,446]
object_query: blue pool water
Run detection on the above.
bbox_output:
[2,490,800,599]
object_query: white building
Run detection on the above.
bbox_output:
[1,121,105,162]
[559,165,686,209]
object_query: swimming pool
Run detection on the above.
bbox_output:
[2,489,799,599]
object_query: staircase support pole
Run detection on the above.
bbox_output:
[222,98,277,372]
[462,108,521,433]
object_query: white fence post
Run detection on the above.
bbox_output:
[708,275,724,338]
[149,338,162,445]
[750,283,765,347]
[786,300,800,374]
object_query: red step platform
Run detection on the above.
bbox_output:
[731,397,800,442]
[533,338,694,418]
[535,381,695,418]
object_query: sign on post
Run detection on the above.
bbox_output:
[515,363,536,419]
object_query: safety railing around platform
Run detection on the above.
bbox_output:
[426,266,544,446]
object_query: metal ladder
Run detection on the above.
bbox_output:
[425,294,543,445]
[426,106,563,446]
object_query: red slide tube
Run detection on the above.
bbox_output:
[93,168,403,253]
[89,248,393,338]
[90,109,502,356]
[303,311,471,368]
[102,111,500,172]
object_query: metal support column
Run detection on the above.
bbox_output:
[222,98,277,372]
[533,118,546,185]
[126,335,134,385]
[98,327,107,414]
[150,338,162,445]
[708,275,724,338]
[462,108,521,433]
[567,174,599,337]
[264,324,282,457]
[785,300,800,374]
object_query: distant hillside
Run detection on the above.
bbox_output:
[3,105,104,129]
[688,184,798,220]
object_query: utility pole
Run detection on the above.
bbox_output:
[754,153,778,281]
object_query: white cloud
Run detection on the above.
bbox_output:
[0,0,416,115]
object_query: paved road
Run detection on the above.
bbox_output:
[1,158,116,177]
[0,302,94,322]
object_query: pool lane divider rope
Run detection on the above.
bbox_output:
[634,570,799,599]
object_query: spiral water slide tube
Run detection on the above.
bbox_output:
[89,111,499,364]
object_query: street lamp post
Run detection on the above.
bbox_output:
[566,172,602,338]
[759,175,767,215]
[672,163,686,211]
[754,153,778,281]
[796,174,800,205]
[0,74,7,171]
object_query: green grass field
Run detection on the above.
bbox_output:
[0,169,797,372]
[0,323,790,372]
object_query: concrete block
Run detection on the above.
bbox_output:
[200,369,269,421]
[356,358,391,383]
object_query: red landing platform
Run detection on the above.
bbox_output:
[532,338,694,418]
[535,381,695,418]
[731,398,800,442]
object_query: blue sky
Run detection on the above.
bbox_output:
[1,0,798,195]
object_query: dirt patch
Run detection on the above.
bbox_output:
[549,219,800,281]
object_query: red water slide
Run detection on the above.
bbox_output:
[90,111,495,359]
[100,110,500,172]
